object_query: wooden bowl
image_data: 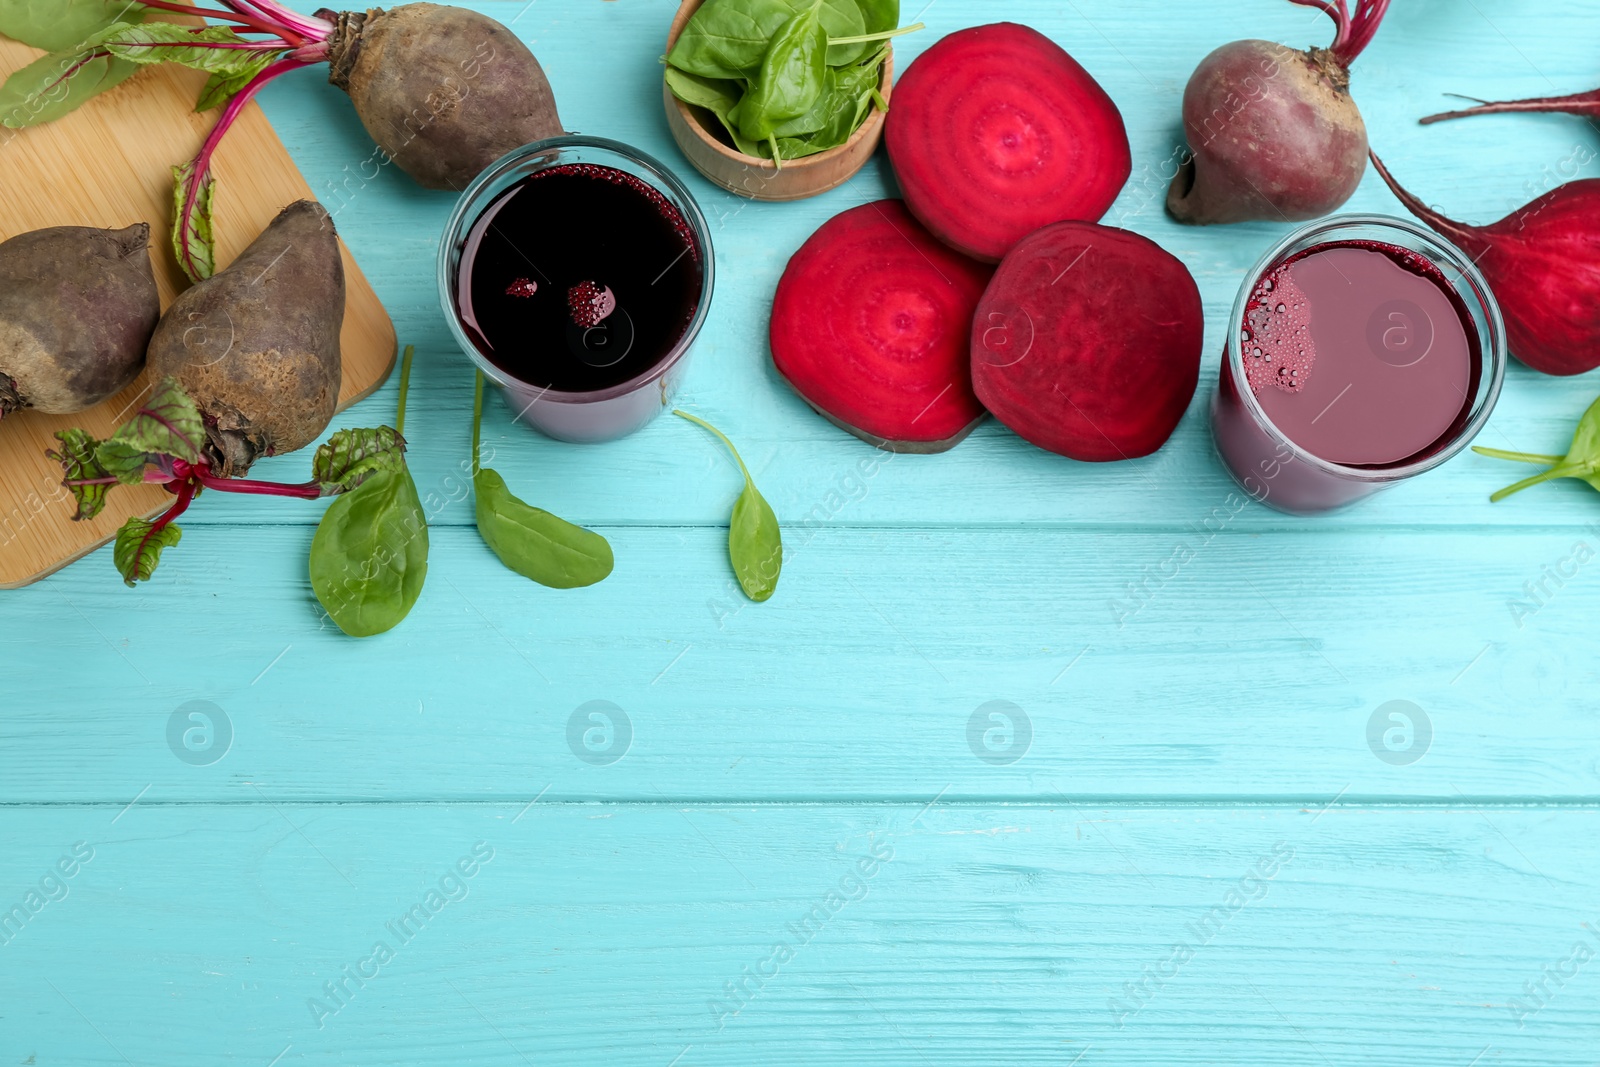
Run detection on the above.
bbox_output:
[663,0,894,202]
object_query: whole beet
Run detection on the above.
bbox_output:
[320,3,563,190]
[0,223,158,418]
[1168,1,1391,225]
[147,201,344,475]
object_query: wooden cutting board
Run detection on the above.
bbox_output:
[0,34,397,589]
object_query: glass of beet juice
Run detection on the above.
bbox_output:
[1212,215,1506,514]
[438,136,714,442]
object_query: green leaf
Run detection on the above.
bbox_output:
[0,0,148,53]
[195,61,261,112]
[113,515,181,587]
[1476,394,1600,502]
[46,427,112,521]
[93,21,267,75]
[474,467,614,589]
[855,0,899,36]
[664,65,743,113]
[0,46,140,128]
[310,468,429,637]
[770,42,884,156]
[667,0,865,80]
[95,376,205,482]
[170,160,216,283]
[675,410,782,603]
[312,426,408,494]
[738,1,829,142]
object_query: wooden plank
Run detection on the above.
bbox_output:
[2,523,1597,802]
[0,24,397,588]
[0,801,1594,1066]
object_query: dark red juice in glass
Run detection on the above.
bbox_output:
[1239,242,1480,467]
[1212,218,1504,515]
[456,162,703,393]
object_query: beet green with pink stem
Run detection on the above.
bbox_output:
[0,0,563,282]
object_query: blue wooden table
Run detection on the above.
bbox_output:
[4,1,1600,1063]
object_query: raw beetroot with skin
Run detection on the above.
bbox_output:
[1168,0,1391,225]
[0,223,158,419]
[972,221,1203,461]
[885,22,1130,262]
[771,200,992,453]
[1370,154,1600,377]
[320,4,563,190]
[147,201,345,475]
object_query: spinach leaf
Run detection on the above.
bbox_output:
[738,1,828,144]
[855,0,899,35]
[309,344,428,637]
[675,410,781,603]
[667,0,865,80]
[1475,394,1600,501]
[469,371,613,589]
[475,468,614,588]
[663,66,764,156]
[0,0,147,53]
[309,468,429,637]
[0,46,139,129]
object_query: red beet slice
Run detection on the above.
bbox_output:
[885,23,1131,263]
[771,200,993,453]
[971,221,1203,461]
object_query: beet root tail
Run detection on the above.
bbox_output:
[1420,88,1600,125]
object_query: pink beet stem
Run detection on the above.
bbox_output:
[224,0,335,39]
[175,50,320,281]
[134,476,199,564]
[1367,152,1477,247]
[1289,0,1390,64]
[133,0,307,44]
[194,471,323,499]
[1420,87,1600,124]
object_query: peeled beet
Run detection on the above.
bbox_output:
[1168,1,1390,225]
[0,223,157,419]
[322,3,563,190]
[971,221,1203,461]
[147,201,345,475]
[1371,154,1600,377]
[884,22,1130,262]
[771,200,992,453]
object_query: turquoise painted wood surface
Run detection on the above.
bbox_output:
[3,1,1600,1063]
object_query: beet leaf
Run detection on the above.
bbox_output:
[45,428,113,521]
[0,0,148,53]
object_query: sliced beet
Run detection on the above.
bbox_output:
[971,221,1203,462]
[771,200,992,453]
[884,23,1131,263]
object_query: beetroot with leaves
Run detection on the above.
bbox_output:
[0,2,562,281]
[1168,0,1391,225]
[1370,154,1600,378]
[0,223,158,419]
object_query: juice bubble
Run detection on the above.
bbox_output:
[1242,265,1314,395]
